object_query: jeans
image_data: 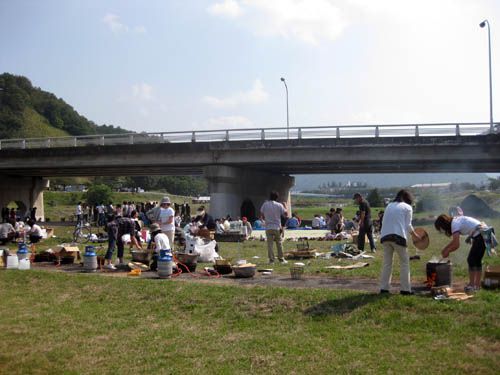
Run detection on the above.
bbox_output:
[98,213,106,226]
[358,223,376,251]
[105,236,125,260]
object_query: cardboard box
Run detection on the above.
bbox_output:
[483,265,500,289]
[54,245,81,260]
[485,265,500,278]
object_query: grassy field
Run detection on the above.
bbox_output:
[1,192,499,373]
[0,269,499,374]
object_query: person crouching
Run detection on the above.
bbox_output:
[149,223,172,272]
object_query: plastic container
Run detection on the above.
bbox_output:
[17,244,29,261]
[18,258,30,270]
[83,245,98,272]
[6,255,19,269]
[158,253,173,279]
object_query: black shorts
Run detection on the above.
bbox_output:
[467,235,486,272]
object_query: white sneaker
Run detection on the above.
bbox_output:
[279,259,288,264]
[104,264,117,270]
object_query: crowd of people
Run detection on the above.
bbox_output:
[0,216,44,246]
[2,189,495,295]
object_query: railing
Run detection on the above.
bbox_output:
[0,122,497,150]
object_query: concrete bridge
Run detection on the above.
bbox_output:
[1,123,499,220]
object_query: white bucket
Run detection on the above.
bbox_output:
[6,255,19,269]
[18,258,30,270]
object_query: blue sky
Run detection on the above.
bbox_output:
[1,0,499,133]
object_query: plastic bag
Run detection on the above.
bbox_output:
[195,240,218,263]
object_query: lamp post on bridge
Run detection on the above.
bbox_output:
[480,20,494,133]
[280,77,290,139]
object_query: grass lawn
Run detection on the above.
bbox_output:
[0,270,499,374]
[1,199,499,373]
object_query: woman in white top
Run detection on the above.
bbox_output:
[379,190,421,295]
[435,214,485,292]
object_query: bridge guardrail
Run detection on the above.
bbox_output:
[0,122,496,150]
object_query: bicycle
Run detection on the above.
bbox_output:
[73,221,92,243]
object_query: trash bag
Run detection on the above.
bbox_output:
[195,240,218,263]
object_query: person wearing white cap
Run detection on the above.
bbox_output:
[147,197,175,250]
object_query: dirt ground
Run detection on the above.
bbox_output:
[27,261,465,294]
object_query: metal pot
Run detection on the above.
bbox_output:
[131,251,150,263]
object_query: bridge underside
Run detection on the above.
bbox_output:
[0,135,499,177]
[0,134,498,221]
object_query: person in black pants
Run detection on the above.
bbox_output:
[353,193,376,252]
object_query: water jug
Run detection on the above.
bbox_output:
[158,250,173,278]
[6,255,19,269]
[83,245,98,272]
[17,244,29,261]
[18,258,30,270]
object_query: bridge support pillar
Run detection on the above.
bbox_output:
[0,176,48,222]
[204,166,295,221]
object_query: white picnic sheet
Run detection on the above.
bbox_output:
[249,229,331,240]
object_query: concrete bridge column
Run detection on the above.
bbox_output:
[0,176,48,221]
[203,166,295,221]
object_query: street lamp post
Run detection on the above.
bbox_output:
[480,20,493,133]
[280,77,289,139]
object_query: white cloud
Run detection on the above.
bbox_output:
[206,115,254,128]
[102,13,147,34]
[203,79,269,108]
[207,0,243,18]
[102,13,128,33]
[132,83,154,101]
[207,0,348,44]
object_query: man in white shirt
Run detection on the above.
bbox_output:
[27,219,43,244]
[0,220,17,244]
[75,202,83,225]
[260,191,288,264]
[312,214,321,229]
[97,203,106,226]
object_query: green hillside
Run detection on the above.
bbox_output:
[0,72,129,139]
[19,107,69,138]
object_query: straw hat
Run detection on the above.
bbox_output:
[412,227,430,250]
[150,223,161,233]
[160,196,171,205]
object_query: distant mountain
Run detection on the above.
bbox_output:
[293,173,490,190]
[0,73,129,139]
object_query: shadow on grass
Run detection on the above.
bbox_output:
[304,293,390,317]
